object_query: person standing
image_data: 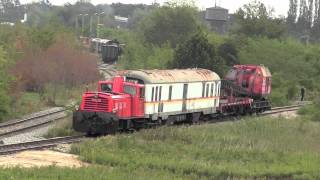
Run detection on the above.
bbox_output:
[300,87,305,101]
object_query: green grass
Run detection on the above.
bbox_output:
[298,103,320,122]
[4,83,96,122]
[6,92,48,120]
[1,117,320,179]
[44,115,80,138]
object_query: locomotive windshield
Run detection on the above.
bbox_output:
[101,83,113,92]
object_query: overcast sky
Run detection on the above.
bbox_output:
[20,0,289,16]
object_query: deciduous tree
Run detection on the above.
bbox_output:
[234,1,286,39]
[138,3,201,47]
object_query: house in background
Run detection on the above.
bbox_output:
[205,6,230,34]
[114,15,129,29]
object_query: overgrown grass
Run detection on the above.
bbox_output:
[4,83,96,122]
[6,92,48,120]
[298,103,320,122]
[1,117,320,179]
[44,115,80,138]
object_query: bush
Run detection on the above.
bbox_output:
[298,100,320,122]
[0,47,11,121]
[11,37,99,104]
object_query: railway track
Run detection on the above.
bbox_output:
[262,104,305,116]
[0,107,67,139]
[98,63,117,79]
[0,135,84,155]
[0,104,308,155]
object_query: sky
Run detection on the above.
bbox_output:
[20,0,289,16]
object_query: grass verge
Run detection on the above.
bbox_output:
[44,114,80,138]
[1,116,320,179]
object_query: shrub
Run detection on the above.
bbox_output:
[11,38,99,104]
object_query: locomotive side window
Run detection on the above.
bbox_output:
[140,87,145,98]
[168,85,172,101]
[124,85,136,96]
[151,87,154,101]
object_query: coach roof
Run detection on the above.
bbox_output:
[124,69,220,84]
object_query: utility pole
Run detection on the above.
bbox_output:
[76,15,79,32]
[81,14,88,36]
[95,12,104,38]
[89,15,93,37]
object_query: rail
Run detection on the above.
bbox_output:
[0,135,84,155]
[0,107,68,139]
[262,104,304,116]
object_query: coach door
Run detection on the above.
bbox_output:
[182,84,188,112]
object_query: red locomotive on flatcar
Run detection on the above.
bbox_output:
[73,65,272,134]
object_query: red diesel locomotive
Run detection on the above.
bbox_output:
[73,65,272,134]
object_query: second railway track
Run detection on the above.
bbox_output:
[262,104,306,116]
[0,107,68,139]
[0,135,84,155]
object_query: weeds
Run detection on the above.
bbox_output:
[2,117,320,179]
[44,115,80,138]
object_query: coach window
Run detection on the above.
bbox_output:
[202,83,206,97]
[159,86,162,101]
[151,87,154,102]
[168,86,173,100]
[155,86,159,101]
[206,84,210,97]
[210,83,214,97]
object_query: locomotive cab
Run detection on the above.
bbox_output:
[73,76,145,134]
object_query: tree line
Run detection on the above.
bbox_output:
[287,0,320,41]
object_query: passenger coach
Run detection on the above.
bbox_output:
[125,69,221,123]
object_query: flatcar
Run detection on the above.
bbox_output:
[101,40,122,63]
[73,65,272,134]
[89,38,122,64]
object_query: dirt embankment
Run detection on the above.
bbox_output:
[0,150,87,168]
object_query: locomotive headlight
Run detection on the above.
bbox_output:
[75,105,79,111]
[112,108,117,113]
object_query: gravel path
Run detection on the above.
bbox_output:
[1,125,51,145]
[0,107,67,145]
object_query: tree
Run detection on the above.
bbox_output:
[12,36,99,105]
[233,1,286,39]
[0,47,10,121]
[171,31,226,75]
[297,0,310,34]
[287,0,298,33]
[218,41,239,66]
[138,4,201,47]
